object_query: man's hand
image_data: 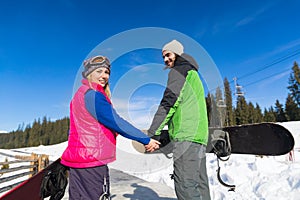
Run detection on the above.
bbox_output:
[145,139,160,152]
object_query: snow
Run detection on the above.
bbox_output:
[0,121,300,199]
[0,131,8,134]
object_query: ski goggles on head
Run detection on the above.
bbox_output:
[82,55,111,78]
[83,55,110,68]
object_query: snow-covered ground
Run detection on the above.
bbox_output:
[0,121,299,199]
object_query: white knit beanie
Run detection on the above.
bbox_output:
[162,40,184,55]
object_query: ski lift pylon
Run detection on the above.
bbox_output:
[217,100,226,108]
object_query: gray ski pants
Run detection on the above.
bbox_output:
[173,141,211,200]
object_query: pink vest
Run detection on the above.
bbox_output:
[61,80,117,168]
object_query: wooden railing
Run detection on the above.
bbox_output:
[0,153,49,193]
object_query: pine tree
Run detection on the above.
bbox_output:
[28,119,41,147]
[39,116,47,144]
[206,93,218,127]
[274,100,287,122]
[215,87,226,127]
[247,102,255,124]
[287,61,300,106]
[235,87,248,125]
[285,94,300,121]
[254,103,263,123]
[206,93,212,126]
[263,107,276,122]
[224,78,234,126]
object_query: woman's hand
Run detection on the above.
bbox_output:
[145,139,161,152]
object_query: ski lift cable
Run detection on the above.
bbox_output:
[208,47,300,93]
[238,48,300,81]
[242,68,291,88]
[226,48,300,86]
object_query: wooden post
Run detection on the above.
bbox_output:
[29,153,38,178]
[38,154,49,171]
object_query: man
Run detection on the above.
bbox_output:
[148,40,211,200]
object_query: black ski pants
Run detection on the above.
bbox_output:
[68,165,110,200]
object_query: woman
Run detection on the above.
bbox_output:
[61,55,160,200]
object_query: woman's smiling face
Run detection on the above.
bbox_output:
[88,67,110,87]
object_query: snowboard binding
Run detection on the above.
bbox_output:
[211,130,236,191]
[211,129,232,160]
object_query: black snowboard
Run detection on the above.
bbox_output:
[132,123,295,157]
[208,123,294,156]
[1,158,68,200]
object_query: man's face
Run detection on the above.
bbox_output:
[162,50,176,68]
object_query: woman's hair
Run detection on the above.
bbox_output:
[104,84,111,99]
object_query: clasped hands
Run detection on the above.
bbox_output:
[145,138,160,152]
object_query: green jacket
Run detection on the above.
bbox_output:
[148,54,208,145]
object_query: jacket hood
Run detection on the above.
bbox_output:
[181,53,199,70]
[175,53,199,70]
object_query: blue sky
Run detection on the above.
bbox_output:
[1,0,300,132]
